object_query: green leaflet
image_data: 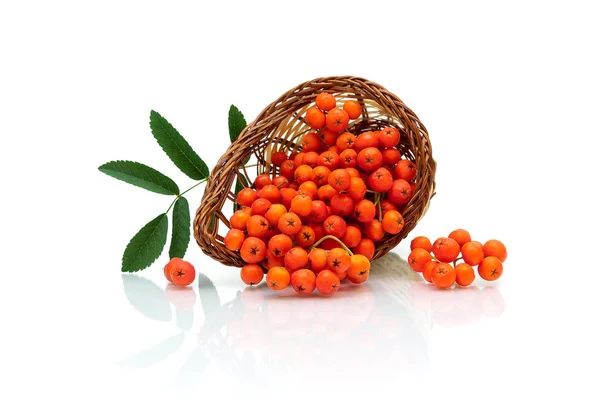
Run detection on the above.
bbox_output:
[169,196,191,259]
[98,160,179,195]
[228,104,247,143]
[122,213,168,272]
[150,110,209,180]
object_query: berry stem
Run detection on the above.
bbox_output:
[310,235,354,256]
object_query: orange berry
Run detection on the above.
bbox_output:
[347,176,367,202]
[240,237,267,264]
[326,107,350,132]
[328,168,351,191]
[347,254,371,283]
[394,160,417,181]
[164,257,183,283]
[336,132,356,151]
[250,198,271,216]
[264,203,287,227]
[354,131,379,151]
[317,184,337,203]
[455,263,475,286]
[240,264,264,285]
[246,215,269,238]
[280,159,295,179]
[308,248,328,274]
[323,215,347,239]
[410,236,432,252]
[408,248,432,273]
[290,194,313,217]
[258,184,281,204]
[387,179,412,204]
[302,131,322,152]
[277,212,302,236]
[318,150,340,170]
[224,228,246,251]
[271,151,288,166]
[330,193,354,216]
[478,256,503,281]
[279,188,297,209]
[309,199,329,223]
[295,225,316,248]
[343,100,362,120]
[305,107,326,129]
[341,225,362,248]
[316,270,340,295]
[339,148,357,168]
[272,175,289,189]
[381,148,401,165]
[291,269,317,294]
[352,238,375,260]
[254,174,272,190]
[461,241,484,266]
[169,260,196,287]
[294,164,313,184]
[422,260,439,283]
[364,219,384,242]
[237,188,257,208]
[368,167,394,192]
[266,266,291,290]
[315,92,336,111]
[230,209,251,230]
[356,147,383,171]
[483,239,507,262]
[431,263,456,289]
[284,246,309,272]
[379,126,400,148]
[311,165,331,187]
[448,229,471,248]
[432,237,461,263]
[321,127,339,146]
[354,199,376,223]
[326,247,351,274]
[268,234,293,258]
[382,210,404,234]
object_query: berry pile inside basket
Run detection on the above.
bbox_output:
[223,93,424,295]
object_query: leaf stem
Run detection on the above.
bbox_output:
[310,235,354,256]
[166,179,207,213]
[180,179,206,197]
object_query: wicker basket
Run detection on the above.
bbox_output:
[194,76,436,267]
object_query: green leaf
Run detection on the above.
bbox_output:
[169,196,190,259]
[122,213,168,272]
[150,110,209,180]
[98,160,179,195]
[228,105,247,143]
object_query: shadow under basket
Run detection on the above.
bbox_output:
[194,76,437,267]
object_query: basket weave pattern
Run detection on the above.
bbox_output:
[194,76,436,267]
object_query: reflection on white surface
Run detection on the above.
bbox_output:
[117,253,503,391]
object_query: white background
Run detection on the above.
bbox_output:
[1,0,599,399]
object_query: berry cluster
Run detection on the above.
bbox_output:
[408,229,507,289]
[224,93,419,295]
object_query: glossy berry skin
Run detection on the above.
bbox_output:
[290,269,317,294]
[164,257,184,283]
[266,267,291,291]
[284,247,309,272]
[455,263,475,287]
[316,270,341,295]
[170,260,196,287]
[431,263,456,289]
[240,264,265,285]
[432,237,461,263]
